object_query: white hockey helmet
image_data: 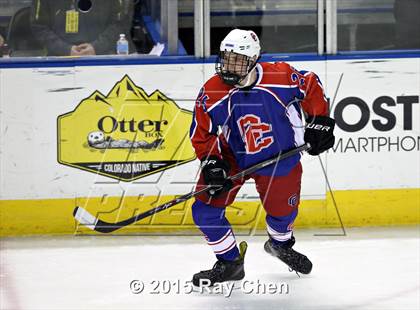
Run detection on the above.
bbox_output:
[216,29,261,86]
[220,29,261,58]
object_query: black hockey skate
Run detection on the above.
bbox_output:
[264,236,312,274]
[192,241,247,287]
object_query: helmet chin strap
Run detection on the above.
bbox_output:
[220,73,242,86]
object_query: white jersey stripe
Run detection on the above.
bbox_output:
[267,224,293,242]
[208,230,237,253]
[207,88,237,113]
[214,240,237,255]
[259,84,298,88]
[286,104,305,147]
[207,229,232,245]
[255,63,263,85]
[208,117,212,133]
[189,112,198,140]
[227,88,239,117]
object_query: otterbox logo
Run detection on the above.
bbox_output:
[57,75,195,181]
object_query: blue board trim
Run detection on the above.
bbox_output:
[179,7,393,17]
[0,51,419,69]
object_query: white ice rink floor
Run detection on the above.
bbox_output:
[1,227,419,310]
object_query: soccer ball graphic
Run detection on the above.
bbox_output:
[87,131,105,146]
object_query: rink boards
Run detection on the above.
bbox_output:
[0,56,419,236]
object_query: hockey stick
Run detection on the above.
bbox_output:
[73,143,310,233]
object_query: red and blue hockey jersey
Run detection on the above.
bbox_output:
[189,62,329,176]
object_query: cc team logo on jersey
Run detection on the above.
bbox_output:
[237,114,274,154]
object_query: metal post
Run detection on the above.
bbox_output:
[349,24,358,51]
[160,0,168,41]
[161,0,178,55]
[203,0,210,58]
[317,0,325,55]
[332,0,337,53]
[194,0,204,58]
[326,0,337,54]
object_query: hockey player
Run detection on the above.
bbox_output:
[189,29,335,287]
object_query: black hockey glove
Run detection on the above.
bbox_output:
[201,155,233,197]
[304,115,336,156]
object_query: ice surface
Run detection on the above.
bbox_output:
[1,227,419,310]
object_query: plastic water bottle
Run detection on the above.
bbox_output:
[116,34,129,55]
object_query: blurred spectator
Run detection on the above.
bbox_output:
[31,0,134,56]
[131,0,154,53]
[0,34,4,48]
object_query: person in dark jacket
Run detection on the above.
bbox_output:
[31,0,133,56]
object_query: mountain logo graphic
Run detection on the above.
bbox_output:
[57,75,196,181]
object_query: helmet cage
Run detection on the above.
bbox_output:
[215,51,258,86]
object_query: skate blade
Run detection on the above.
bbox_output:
[192,280,242,294]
